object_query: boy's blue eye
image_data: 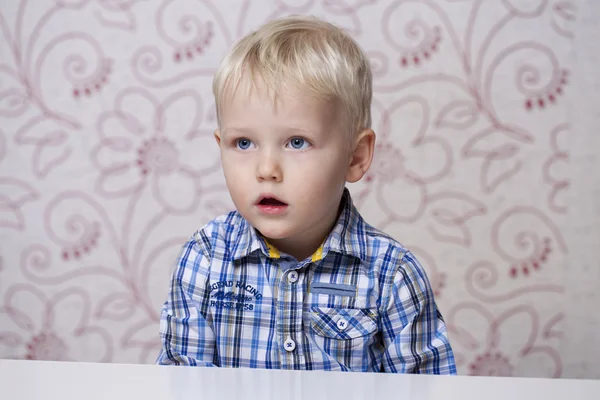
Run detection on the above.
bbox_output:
[236,138,252,150]
[288,138,310,150]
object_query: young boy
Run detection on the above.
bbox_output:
[156,15,456,374]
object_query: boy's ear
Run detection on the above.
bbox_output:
[346,128,376,183]
[214,129,221,146]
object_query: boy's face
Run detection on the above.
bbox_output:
[215,82,362,259]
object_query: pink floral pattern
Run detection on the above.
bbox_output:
[0,285,112,361]
[447,303,563,378]
[91,88,220,212]
[469,351,514,377]
[0,0,596,377]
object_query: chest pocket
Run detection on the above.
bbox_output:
[308,306,378,340]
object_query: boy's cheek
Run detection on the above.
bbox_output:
[221,153,251,169]
[290,152,347,176]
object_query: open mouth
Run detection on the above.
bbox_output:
[258,197,287,206]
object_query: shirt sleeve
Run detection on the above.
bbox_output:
[380,251,457,374]
[156,236,217,367]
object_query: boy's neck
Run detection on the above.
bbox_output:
[264,197,344,262]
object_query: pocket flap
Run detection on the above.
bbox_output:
[308,307,378,339]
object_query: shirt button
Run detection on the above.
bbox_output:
[288,271,299,283]
[284,337,296,352]
[337,318,348,331]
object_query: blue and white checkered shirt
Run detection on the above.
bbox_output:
[157,189,456,373]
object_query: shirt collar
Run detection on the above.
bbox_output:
[318,188,368,261]
[231,188,367,262]
[231,217,281,261]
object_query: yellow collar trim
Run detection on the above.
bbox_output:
[310,244,324,262]
[265,241,280,259]
[264,242,323,262]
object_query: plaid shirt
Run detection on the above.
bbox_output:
[157,189,456,373]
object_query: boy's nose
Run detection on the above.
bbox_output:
[256,154,282,182]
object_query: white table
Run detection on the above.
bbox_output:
[1,359,599,400]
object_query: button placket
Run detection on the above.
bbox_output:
[278,263,305,368]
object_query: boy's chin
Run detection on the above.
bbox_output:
[253,222,294,241]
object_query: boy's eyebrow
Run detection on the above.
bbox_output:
[221,127,255,137]
[222,126,321,137]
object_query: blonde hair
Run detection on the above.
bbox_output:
[212,15,372,137]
